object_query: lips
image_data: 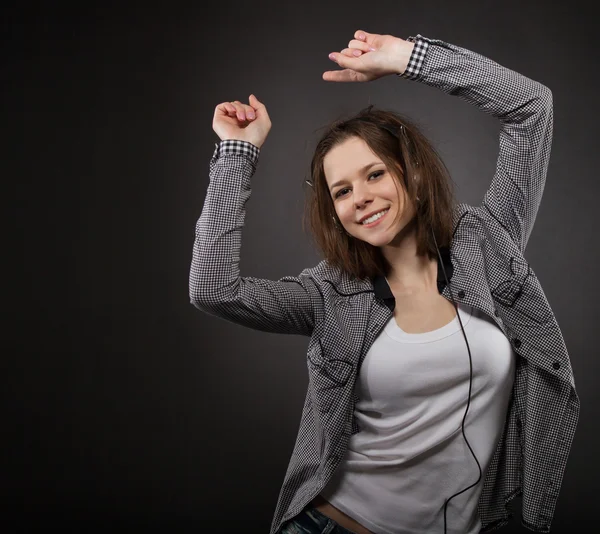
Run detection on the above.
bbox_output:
[359,208,389,225]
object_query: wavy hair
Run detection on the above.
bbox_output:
[303,106,456,280]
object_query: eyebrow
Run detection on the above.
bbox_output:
[328,162,382,192]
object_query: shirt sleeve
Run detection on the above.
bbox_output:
[398,34,553,253]
[212,139,260,163]
[189,139,319,336]
[397,36,429,80]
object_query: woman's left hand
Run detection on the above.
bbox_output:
[323,30,415,83]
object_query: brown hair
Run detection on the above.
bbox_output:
[303,106,456,281]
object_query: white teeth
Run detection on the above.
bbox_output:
[362,209,389,225]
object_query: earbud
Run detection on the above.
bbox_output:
[414,175,420,202]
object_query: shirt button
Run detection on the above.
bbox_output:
[513,339,522,349]
[457,290,465,299]
[494,309,499,317]
[553,361,561,370]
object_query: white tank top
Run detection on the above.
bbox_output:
[320,303,516,534]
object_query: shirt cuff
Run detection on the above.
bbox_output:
[211,139,260,163]
[397,35,429,80]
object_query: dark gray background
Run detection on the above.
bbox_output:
[5,1,598,532]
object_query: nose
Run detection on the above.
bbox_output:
[353,183,373,209]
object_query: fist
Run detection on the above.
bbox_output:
[212,94,271,149]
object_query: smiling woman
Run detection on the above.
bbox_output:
[192,29,579,534]
[304,107,455,280]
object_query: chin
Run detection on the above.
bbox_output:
[356,220,410,248]
[366,235,394,248]
[351,228,394,248]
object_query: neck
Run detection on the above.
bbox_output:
[382,223,437,295]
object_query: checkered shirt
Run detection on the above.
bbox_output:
[189,34,580,533]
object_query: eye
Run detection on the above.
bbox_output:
[334,170,384,199]
[335,187,350,199]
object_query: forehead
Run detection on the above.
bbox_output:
[323,137,382,186]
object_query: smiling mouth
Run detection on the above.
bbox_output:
[360,208,390,227]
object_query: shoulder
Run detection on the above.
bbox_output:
[300,260,373,294]
[453,203,510,241]
[301,259,345,284]
[451,203,527,265]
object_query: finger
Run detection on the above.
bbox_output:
[230,100,248,121]
[347,39,374,52]
[216,102,236,117]
[354,29,376,44]
[249,94,271,125]
[223,102,237,116]
[244,104,255,120]
[340,47,363,58]
[235,101,257,120]
[328,52,359,71]
[322,68,363,83]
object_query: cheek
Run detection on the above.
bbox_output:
[388,182,404,202]
[392,187,406,211]
[336,202,352,222]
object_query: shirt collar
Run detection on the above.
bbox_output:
[371,245,453,307]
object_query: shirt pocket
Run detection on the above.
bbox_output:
[492,257,552,326]
[306,339,354,413]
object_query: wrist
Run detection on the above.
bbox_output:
[394,40,415,75]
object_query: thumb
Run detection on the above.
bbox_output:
[330,53,360,70]
[249,94,265,110]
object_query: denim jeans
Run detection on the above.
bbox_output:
[277,505,357,534]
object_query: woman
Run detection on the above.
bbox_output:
[190,30,579,534]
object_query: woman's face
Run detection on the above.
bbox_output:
[323,136,416,247]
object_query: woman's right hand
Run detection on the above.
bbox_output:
[212,94,271,149]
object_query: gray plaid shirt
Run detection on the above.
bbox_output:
[190,35,579,533]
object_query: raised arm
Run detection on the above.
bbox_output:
[189,97,319,336]
[325,31,553,252]
[401,35,552,252]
